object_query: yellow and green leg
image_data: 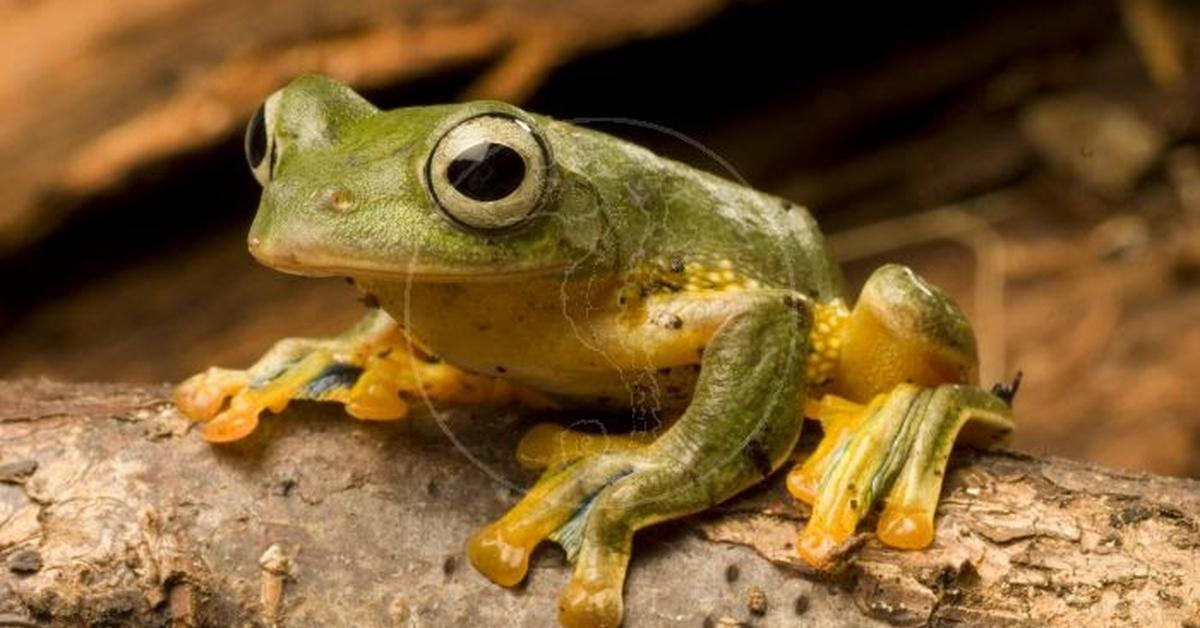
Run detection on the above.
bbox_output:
[788,264,1016,567]
[174,308,548,442]
[469,293,811,628]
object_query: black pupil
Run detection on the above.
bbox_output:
[446,142,527,201]
[245,105,268,169]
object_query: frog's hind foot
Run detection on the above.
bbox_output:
[787,385,1013,568]
[174,309,547,442]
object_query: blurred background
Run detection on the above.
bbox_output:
[1,0,1197,477]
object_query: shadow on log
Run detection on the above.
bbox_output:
[1,380,1198,627]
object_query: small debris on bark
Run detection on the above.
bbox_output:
[7,549,43,574]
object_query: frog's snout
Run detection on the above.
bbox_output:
[248,234,288,268]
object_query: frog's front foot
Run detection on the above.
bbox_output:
[468,449,672,628]
[175,309,547,442]
[788,384,1014,567]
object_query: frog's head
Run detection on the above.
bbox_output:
[244,75,607,282]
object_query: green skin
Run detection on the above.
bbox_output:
[208,75,1014,628]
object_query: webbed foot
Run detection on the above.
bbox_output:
[467,450,673,628]
[175,309,548,442]
[788,384,1014,567]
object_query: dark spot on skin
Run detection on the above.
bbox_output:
[495,365,507,374]
[669,257,685,273]
[850,499,859,510]
[702,617,715,628]
[847,482,856,492]
[724,564,740,583]
[794,594,809,615]
[743,439,773,478]
[696,346,706,358]
[343,277,355,285]
[473,321,493,332]
[358,293,380,309]
[654,312,684,330]
[782,293,810,318]
[780,199,793,212]
[442,555,457,576]
[990,371,1024,407]
[618,295,627,305]
[657,367,672,375]
[425,479,440,497]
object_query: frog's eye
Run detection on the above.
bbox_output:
[427,114,553,232]
[245,103,275,186]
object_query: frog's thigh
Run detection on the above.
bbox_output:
[832,263,980,402]
[469,293,810,628]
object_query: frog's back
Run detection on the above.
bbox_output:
[545,119,844,301]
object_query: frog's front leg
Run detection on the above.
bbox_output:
[175,308,543,442]
[468,293,811,628]
[788,265,1016,567]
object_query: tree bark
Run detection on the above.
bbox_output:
[1,380,1197,627]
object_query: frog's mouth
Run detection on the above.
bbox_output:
[248,235,572,283]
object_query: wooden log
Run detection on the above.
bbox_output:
[1,380,1197,626]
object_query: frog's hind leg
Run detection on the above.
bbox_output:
[788,264,1015,568]
[469,293,810,628]
[175,308,547,442]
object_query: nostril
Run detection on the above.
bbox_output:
[317,187,356,213]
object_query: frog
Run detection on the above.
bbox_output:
[174,75,1017,628]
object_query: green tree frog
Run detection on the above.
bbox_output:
[175,76,1016,628]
